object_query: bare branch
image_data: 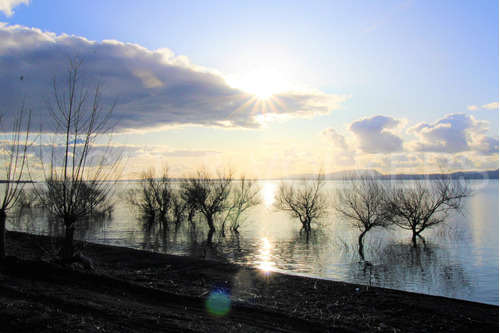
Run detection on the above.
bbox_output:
[273,173,327,233]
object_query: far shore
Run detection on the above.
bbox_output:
[1,231,498,332]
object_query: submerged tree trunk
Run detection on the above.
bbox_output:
[411,231,422,247]
[358,230,367,260]
[300,218,312,234]
[0,210,6,258]
[206,215,216,232]
[188,208,195,223]
[206,229,215,247]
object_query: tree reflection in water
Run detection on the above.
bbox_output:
[139,216,239,262]
[10,205,113,256]
[272,230,326,274]
[8,200,476,303]
[348,239,473,300]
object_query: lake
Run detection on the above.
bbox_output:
[6,179,499,305]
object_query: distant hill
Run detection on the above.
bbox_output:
[0,180,34,184]
[326,169,384,179]
[284,169,499,180]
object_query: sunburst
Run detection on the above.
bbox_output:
[232,67,291,100]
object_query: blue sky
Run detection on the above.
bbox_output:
[0,0,498,178]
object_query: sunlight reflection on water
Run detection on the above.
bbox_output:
[257,238,276,272]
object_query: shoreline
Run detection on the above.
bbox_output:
[1,231,498,332]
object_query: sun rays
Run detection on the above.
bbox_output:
[232,67,292,100]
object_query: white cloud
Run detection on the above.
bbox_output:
[467,102,498,111]
[123,144,222,158]
[0,0,29,17]
[0,23,347,133]
[482,101,499,110]
[348,115,405,153]
[320,127,347,149]
[407,113,498,154]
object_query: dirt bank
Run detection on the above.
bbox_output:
[0,231,498,332]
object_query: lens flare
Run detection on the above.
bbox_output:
[205,289,232,317]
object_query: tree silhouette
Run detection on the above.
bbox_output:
[38,58,120,267]
[333,176,391,259]
[386,176,471,245]
[273,173,327,233]
[221,176,260,234]
[180,168,234,233]
[0,106,32,258]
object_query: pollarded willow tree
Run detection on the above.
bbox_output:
[180,168,234,233]
[38,58,121,267]
[221,176,260,234]
[273,173,327,233]
[333,176,392,259]
[385,176,472,245]
[0,106,32,259]
[127,167,175,229]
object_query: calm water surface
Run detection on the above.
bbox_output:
[6,180,499,305]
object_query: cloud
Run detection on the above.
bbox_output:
[0,23,347,133]
[0,0,29,17]
[348,115,405,153]
[29,141,221,170]
[407,113,498,154]
[481,101,499,110]
[467,102,498,111]
[123,144,222,158]
[320,127,347,149]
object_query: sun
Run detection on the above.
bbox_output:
[232,67,291,100]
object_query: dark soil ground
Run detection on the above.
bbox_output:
[0,231,498,332]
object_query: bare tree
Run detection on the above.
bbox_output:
[0,106,32,258]
[127,176,157,222]
[221,176,260,234]
[127,168,174,229]
[180,168,234,233]
[273,173,327,233]
[38,58,120,267]
[333,176,391,258]
[385,176,472,245]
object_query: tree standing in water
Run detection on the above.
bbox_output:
[127,167,175,229]
[273,173,327,233]
[180,168,234,234]
[221,175,260,234]
[386,176,471,245]
[333,176,391,259]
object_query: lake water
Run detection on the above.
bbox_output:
[6,179,499,305]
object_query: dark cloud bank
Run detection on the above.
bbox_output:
[0,23,347,133]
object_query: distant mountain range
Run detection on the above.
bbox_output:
[283,169,499,180]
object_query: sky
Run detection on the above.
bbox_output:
[0,0,498,179]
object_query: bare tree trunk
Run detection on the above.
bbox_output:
[62,223,75,259]
[411,231,420,247]
[206,229,215,247]
[301,219,311,233]
[188,208,195,222]
[0,210,6,258]
[358,230,368,260]
[206,215,216,232]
